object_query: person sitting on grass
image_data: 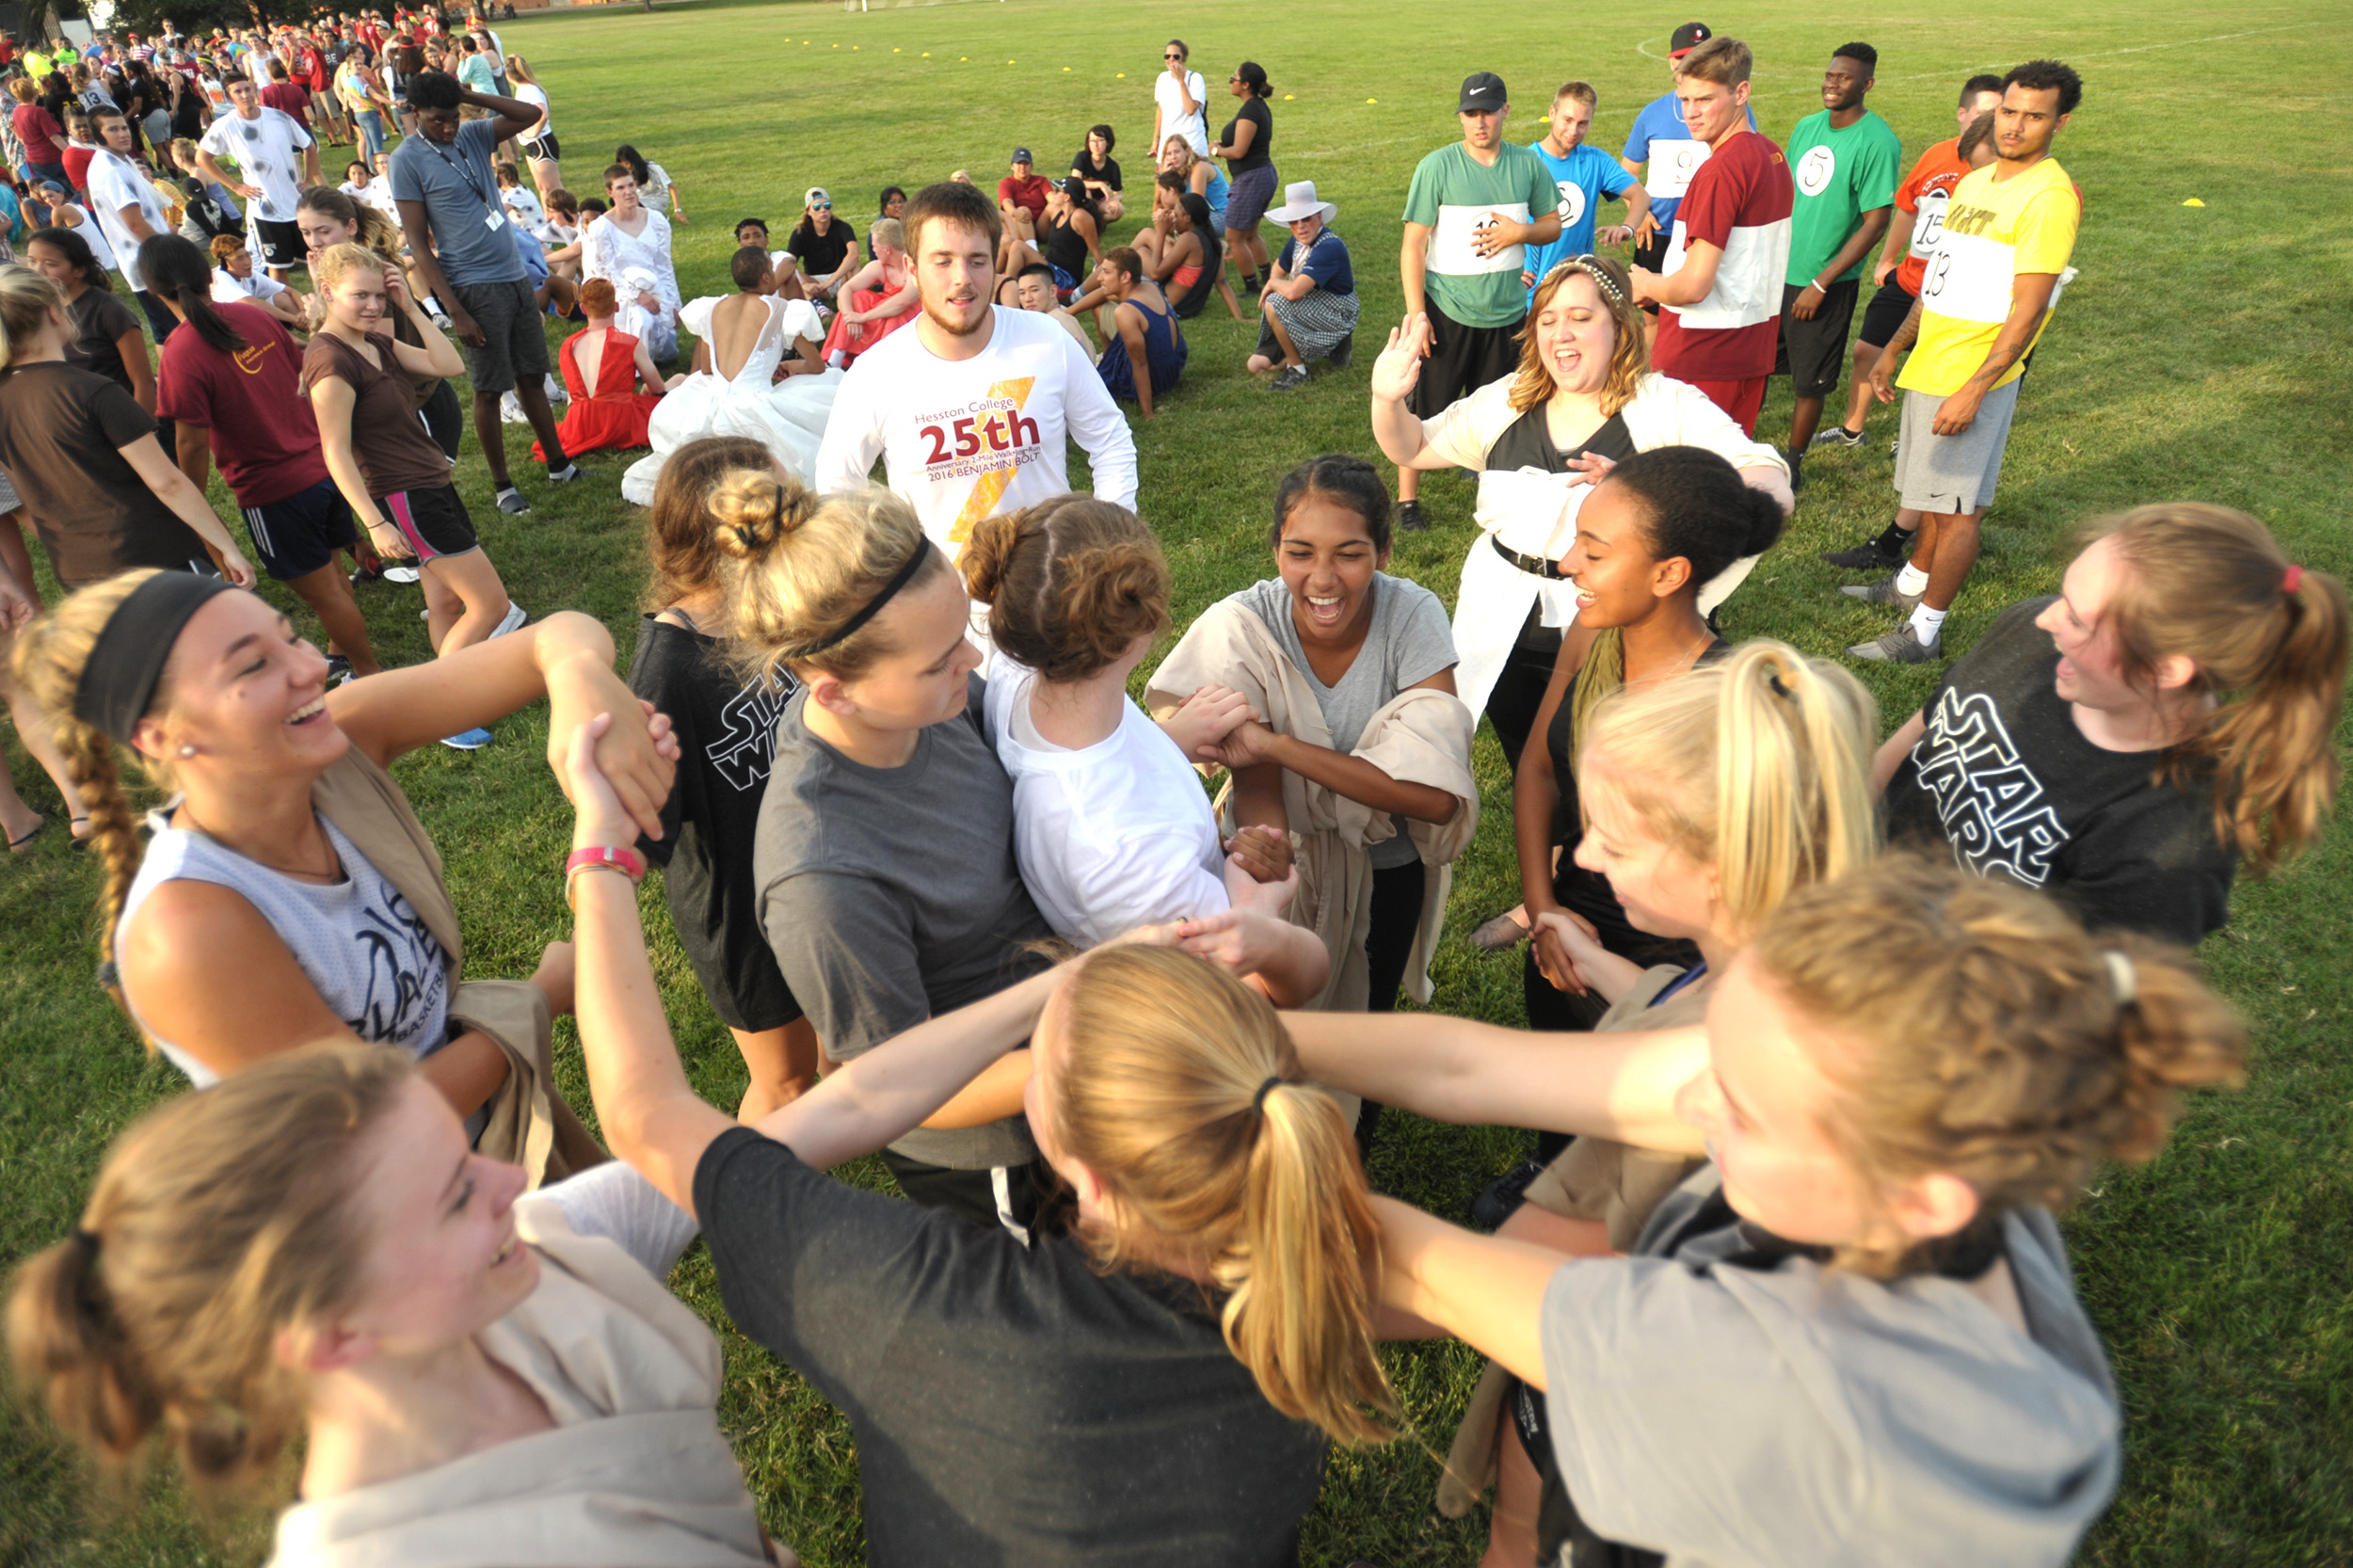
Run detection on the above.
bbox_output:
[784,185,857,305]
[1244,180,1356,392]
[817,215,918,368]
[206,232,306,328]
[9,565,677,1172]
[1160,133,1229,232]
[1137,184,1241,321]
[1013,259,1092,353]
[1090,247,1185,421]
[994,147,1049,277]
[1068,123,1123,222]
[533,275,667,461]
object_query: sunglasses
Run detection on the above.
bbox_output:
[1164,53,1182,60]
[810,202,831,211]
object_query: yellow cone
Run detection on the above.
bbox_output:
[2182,198,2206,207]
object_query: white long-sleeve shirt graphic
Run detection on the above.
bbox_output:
[815,305,1140,559]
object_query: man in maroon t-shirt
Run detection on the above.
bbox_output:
[1630,36,1793,435]
[995,147,1051,276]
[158,293,382,677]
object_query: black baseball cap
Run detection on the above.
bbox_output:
[1011,146,1032,165]
[1670,22,1713,57]
[1458,72,1506,113]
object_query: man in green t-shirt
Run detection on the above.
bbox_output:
[1394,71,1560,533]
[1775,42,1900,486]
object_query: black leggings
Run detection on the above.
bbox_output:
[420,379,465,460]
[1356,856,1426,1151]
[1486,631,1561,776]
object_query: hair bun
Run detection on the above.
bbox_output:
[706,469,810,560]
[959,512,1027,605]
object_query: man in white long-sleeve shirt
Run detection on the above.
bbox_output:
[816,180,1139,560]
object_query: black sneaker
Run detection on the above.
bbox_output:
[1327,331,1353,369]
[1470,1159,1546,1230]
[1392,499,1426,534]
[1809,424,1866,450]
[1820,532,1910,570]
[1268,363,1310,392]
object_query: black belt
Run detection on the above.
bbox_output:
[1492,533,1567,581]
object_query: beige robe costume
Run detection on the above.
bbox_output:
[1146,595,1480,1020]
[313,748,604,1185]
[267,1194,776,1567]
[1437,965,1714,1518]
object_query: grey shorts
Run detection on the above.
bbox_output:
[1894,377,2022,516]
[449,276,549,395]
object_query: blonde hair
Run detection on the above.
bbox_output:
[961,496,1168,682]
[310,240,383,296]
[8,1044,414,1489]
[1675,35,1754,88]
[0,262,64,369]
[713,475,950,683]
[8,570,163,1016]
[1052,946,1394,1446]
[2088,503,2348,872]
[1509,255,1646,417]
[870,216,904,252]
[1752,856,2245,1278]
[1578,641,1878,939]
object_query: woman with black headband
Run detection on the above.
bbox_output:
[11,568,678,1184]
[714,472,1058,1232]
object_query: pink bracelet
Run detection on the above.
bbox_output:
[565,844,646,909]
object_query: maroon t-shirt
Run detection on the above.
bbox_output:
[261,81,311,117]
[998,173,1048,220]
[12,103,64,163]
[1653,130,1796,383]
[156,301,330,508]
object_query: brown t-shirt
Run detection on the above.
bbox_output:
[299,329,453,497]
[0,360,208,588]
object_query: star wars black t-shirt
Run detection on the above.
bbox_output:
[1882,597,2237,943]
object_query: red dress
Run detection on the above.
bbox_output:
[535,328,664,459]
[819,280,919,366]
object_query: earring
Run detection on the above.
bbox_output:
[177,744,197,759]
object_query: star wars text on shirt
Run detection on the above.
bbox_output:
[1910,686,2070,886]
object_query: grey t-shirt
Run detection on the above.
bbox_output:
[1241,572,1457,869]
[753,675,1051,1170]
[387,117,524,285]
[1539,1167,2121,1567]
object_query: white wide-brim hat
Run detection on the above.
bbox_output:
[1263,180,1337,225]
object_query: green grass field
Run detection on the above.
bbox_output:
[5,1,2350,1562]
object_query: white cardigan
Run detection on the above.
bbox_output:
[1422,373,1790,722]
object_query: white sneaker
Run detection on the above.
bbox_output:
[488,601,528,639]
[383,564,421,584]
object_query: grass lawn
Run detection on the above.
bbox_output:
[5,0,2350,1562]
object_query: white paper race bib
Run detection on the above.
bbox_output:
[1432,202,1532,276]
[1917,230,2016,324]
[1554,180,1586,230]
[1644,137,1708,200]
[1907,188,1951,261]
[1794,145,1837,198]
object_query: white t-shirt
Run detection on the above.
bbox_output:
[199,104,312,222]
[983,655,1228,948]
[814,304,1140,561]
[512,81,550,137]
[212,265,288,303]
[501,182,547,233]
[86,150,173,293]
[1154,68,1209,156]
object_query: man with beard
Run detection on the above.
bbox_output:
[815,180,1138,563]
[1518,81,1649,305]
[1773,42,1899,488]
[1848,60,2083,664]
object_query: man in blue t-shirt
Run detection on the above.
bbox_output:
[1618,20,1756,312]
[1522,81,1648,304]
[390,69,579,514]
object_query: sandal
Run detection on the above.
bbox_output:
[70,814,91,850]
[1468,908,1531,952]
[8,814,47,853]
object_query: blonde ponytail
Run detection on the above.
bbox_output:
[1579,640,1879,938]
[1051,946,1396,1446]
[0,262,64,370]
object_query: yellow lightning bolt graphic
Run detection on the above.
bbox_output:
[947,376,1037,544]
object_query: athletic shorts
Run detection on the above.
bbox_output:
[242,476,356,581]
[519,130,559,162]
[1632,226,1673,314]
[1773,278,1860,398]
[880,1151,1048,1240]
[378,483,480,562]
[1407,296,1524,419]
[1894,378,2022,515]
[1224,163,1279,232]
[251,216,306,268]
[1857,276,1916,349]
[448,276,551,395]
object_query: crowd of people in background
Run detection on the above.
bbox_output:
[0,20,2347,1568]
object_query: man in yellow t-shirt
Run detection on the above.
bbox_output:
[1847,59,2082,664]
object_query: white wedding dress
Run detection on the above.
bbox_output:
[620,295,843,505]
[583,208,683,362]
